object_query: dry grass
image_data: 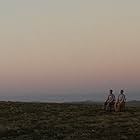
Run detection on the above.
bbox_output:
[0,102,140,140]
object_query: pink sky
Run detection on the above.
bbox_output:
[0,0,140,101]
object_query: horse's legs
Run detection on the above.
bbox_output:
[117,103,121,112]
[114,103,117,112]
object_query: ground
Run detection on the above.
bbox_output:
[0,102,140,140]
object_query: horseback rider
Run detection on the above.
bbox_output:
[104,90,116,111]
[115,90,126,112]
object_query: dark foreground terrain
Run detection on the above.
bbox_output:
[0,102,140,140]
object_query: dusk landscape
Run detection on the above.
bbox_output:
[0,0,140,139]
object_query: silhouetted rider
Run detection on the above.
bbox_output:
[104,90,116,111]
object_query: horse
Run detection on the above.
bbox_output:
[115,102,125,112]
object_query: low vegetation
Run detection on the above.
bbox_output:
[0,101,140,140]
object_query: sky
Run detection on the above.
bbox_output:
[0,0,140,102]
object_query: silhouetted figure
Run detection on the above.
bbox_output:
[115,90,126,112]
[104,90,116,111]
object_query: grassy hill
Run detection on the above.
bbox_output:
[0,101,140,140]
